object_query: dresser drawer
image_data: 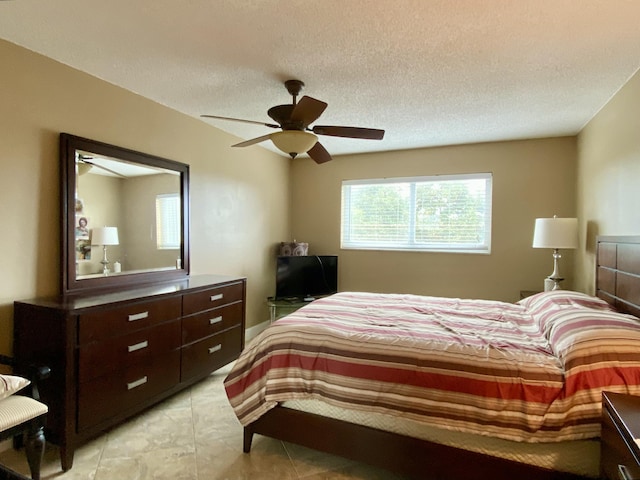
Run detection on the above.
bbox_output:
[78,319,181,383]
[601,403,640,479]
[182,282,244,316]
[78,348,180,430]
[79,296,181,344]
[181,326,243,382]
[182,302,243,345]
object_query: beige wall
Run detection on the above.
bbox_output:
[0,40,291,354]
[575,69,640,294]
[291,138,577,302]
[122,173,181,272]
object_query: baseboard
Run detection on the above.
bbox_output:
[245,319,270,343]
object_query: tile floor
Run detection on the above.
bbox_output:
[0,364,408,479]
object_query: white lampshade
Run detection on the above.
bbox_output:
[91,227,119,246]
[271,130,317,156]
[532,217,578,249]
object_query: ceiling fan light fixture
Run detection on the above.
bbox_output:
[77,162,93,176]
[271,130,317,157]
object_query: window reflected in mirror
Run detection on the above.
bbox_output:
[156,193,181,251]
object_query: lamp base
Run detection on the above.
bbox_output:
[544,248,564,291]
[545,277,563,291]
[100,260,110,276]
[101,245,110,276]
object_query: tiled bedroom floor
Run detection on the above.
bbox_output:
[0,364,407,479]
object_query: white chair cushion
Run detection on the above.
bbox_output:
[0,395,48,431]
[0,375,29,401]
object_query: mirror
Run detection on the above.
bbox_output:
[61,133,190,294]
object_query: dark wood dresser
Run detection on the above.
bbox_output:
[13,274,246,471]
[601,392,640,480]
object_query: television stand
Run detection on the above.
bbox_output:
[267,297,313,323]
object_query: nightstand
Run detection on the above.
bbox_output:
[600,392,640,479]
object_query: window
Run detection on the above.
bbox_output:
[156,193,181,249]
[341,173,492,253]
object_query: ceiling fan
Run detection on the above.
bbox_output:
[201,79,385,164]
[76,154,126,177]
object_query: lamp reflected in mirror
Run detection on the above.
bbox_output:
[91,227,119,276]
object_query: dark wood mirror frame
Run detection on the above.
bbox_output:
[61,133,190,295]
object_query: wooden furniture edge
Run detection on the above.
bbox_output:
[244,406,589,480]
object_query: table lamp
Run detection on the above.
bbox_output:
[91,227,119,276]
[532,216,578,291]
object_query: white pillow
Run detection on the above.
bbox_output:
[517,290,614,315]
[0,374,30,401]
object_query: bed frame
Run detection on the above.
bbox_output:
[595,235,640,318]
[242,235,640,480]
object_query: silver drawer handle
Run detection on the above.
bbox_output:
[209,316,223,325]
[618,464,632,480]
[208,344,222,354]
[128,311,149,322]
[127,340,148,353]
[210,293,223,301]
[127,376,148,390]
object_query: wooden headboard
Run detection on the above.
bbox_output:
[596,235,640,318]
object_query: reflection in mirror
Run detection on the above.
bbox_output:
[75,151,181,278]
[61,133,190,294]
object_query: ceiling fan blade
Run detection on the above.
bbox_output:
[232,133,273,148]
[81,159,126,178]
[312,125,385,140]
[307,142,333,164]
[290,96,328,127]
[201,114,279,129]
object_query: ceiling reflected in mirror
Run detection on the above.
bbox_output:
[76,150,180,178]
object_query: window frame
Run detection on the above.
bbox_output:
[341,173,492,254]
[155,193,181,250]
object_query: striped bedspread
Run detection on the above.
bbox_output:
[224,291,640,443]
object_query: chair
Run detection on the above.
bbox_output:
[0,355,49,480]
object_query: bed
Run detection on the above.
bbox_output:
[224,235,640,479]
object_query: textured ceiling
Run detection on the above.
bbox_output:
[1,0,640,158]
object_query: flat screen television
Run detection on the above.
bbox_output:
[275,255,338,301]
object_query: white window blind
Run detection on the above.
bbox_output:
[341,173,492,253]
[156,193,181,249]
